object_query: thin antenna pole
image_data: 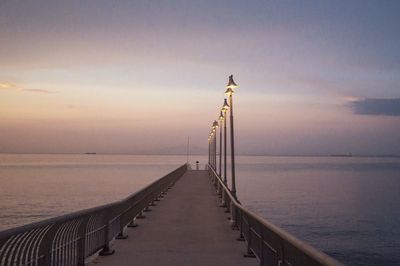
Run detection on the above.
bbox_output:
[186,136,190,163]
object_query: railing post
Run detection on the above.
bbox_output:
[244,220,256,258]
[136,211,146,219]
[99,221,114,256]
[77,217,90,266]
[116,214,128,239]
[127,218,138,227]
[237,210,245,241]
[278,243,285,266]
[259,223,264,265]
[220,189,227,207]
[230,201,238,229]
[224,198,230,213]
[143,206,152,212]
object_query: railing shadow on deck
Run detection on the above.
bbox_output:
[0,164,188,266]
[207,165,343,266]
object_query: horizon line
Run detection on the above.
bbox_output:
[0,152,399,158]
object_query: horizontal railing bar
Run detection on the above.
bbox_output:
[51,237,80,251]
[86,225,106,235]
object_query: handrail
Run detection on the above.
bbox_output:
[0,164,188,266]
[207,164,343,266]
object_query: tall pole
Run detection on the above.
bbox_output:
[221,99,229,185]
[212,121,219,171]
[213,133,216,169]
[214,131,217,170]
[218,117,223,177]
[211,133,215,169]
[225,75,238,198]
[186,136,189,164]
[229,93,236,197]
[208,136,211,167]
[211,134,213,169]
[210,135,212,167]
[223,110,227,184]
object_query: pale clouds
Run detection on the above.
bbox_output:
[0,82,19,90]
[0,82,57,94]
[22,88,57,94]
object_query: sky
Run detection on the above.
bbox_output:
[1,0,399,156]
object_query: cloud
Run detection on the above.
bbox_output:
[0,82,57,93]
[350,98,400,116]
[0,82,20,90]
[23,88,57,94]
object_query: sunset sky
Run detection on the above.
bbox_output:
[1,0,399,155]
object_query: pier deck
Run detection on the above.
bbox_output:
[88,170,256,266]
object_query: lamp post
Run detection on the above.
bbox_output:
[218,111,224,177]
[221,99,229,184]
[225,75,238,198]
[212,120,219,170]
[211,132,214,167]
[212,129,217,171]
[212,131,214,169]
[210,131,214,169]
[208,134,211,167]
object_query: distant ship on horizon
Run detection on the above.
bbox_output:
[330,153,353,157]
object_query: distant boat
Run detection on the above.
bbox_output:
[330,153,352,157]
[85,152,97,155]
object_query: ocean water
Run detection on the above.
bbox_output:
[234,156,400,266]
[0,154,184,230]
[0,154,399,265]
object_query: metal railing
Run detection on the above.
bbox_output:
[207,165,343,266]
[0,164,187,266]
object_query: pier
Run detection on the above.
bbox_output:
[0,164,342,266]
[88,169,256,266]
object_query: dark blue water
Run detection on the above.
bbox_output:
[234,156,400,266]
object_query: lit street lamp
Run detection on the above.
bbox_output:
[210,131,214,169]
[225,75,238,198]
[221,99,229,184]
[208,134,211,166]
[218,111,224,177]
[212,120,219,170]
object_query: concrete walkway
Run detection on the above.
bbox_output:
[88,170,257,266]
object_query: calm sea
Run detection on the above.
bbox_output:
[0,154,399,265]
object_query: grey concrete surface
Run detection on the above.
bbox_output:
[87,170,257,266]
